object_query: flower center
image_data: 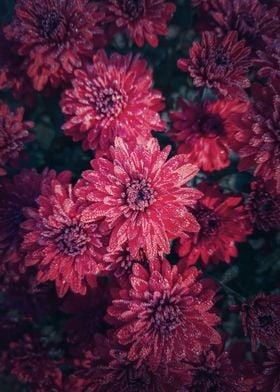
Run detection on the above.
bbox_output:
[93,87,128,119]
[258,315,273,328]
[149,291,182,334]
[125,179,156,211]
[119,0,145,21]
[199,113,225,137]
[252,194,275,215]
[40,10,67,42]
[195,203,221,236]
[248,185,280,230]
[215,51,230,67]
[55,223,89,256]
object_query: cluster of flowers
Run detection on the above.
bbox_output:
[0,0,280,390]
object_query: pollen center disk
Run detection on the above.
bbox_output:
[119,0,145,20]
[258,315,273,328]
[195,203,221,236]
[215,51,229,67]
[92,86,128,119]
[250,190,276,215]
[40,10,67,42]
[125,179,156,211]
[55,223,89,256]
[149,291,182,334]
[199,113,225,137]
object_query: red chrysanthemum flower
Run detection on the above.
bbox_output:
[0,27,35,105]
[102,0,176,48]
[169,98,249,172]
[178,31,251,100]
[229,81,280,191]
[68,333,185,391]
[256,349,280,392]
[61,49,165,154]
[0,169,53,265]
[0,334,63,391]
[247,179,280,232]
[61,280,110,346]
[76,137,201,260]
[21,173,107,297]
[4,0,105,91]
[183,345,250,392]
[208,0,279,52]
[177,182,252,267]
[0,270,58,335]
[0,101,33,176]
[241,293,280,352]
[254,36,280,80]
[107,259,221,370]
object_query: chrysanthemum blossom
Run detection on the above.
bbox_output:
[256,349,280,392]
[21,174,106,297]
[68,333,185,391]
[0,334,63,391]
[185,345,250,392]
[178,31,251,100]
[247,179,280,232]
[77,137,201,260]
[103,0,176,47]
[177,182,252,267]
[61,281,110,346]
[169,98,249,172]
[0,101,33,176]
[229,81,280,191]
[0,169,53,265]
[241,293,280,352]
[61,50,165,154]
[4,0,105,91]
[208,0,279,52]
[107,259,221,370]
[0,263,58,327]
